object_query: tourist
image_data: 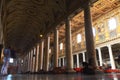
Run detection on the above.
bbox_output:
[1,47,11,75]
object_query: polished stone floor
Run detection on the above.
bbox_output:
[0,73,120,80]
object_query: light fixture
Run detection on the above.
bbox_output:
[40,34,43,37]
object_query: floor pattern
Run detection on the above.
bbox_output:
[0,73,120,80]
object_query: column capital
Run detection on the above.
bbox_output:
[54,27,59,30]
[40,39,44,43]
[96,47,101,50]
[39,39,44,46]
[82,51,85,54]
[80,0,93,8]
[46,33,50,37]
[66,16,72,21]
[106,44,111,48]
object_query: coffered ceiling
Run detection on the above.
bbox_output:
[1,0,120,55]
[54,0,120,44]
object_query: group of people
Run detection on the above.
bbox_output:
[1,47,16,75]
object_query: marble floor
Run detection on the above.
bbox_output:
[0,73,120,80]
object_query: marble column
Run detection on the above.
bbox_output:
[54,28,59,68]
[107,45,116,69]
[21,59,23,72]
[26,54,28,71]
[17,58,22,73]
[33,47,36,72]
[83,0,97,68]
[34,47,36,72]
[29,51,32,72]
[25,56,28,72]
[29,51,31,72]
[22,59,24,72]
[59,58,61,67]
[97,47,103,66]
[27,53,29,72]
[76,54,80,68]
[32,49,35,72]
[25,55,27,72]
[39,40,44,70]
[65,17,74,72]
[35,45,39,72]
[44,35,50,71]
[23,58,25,72]
[30,50,33,72]
[22,58,24,72]
[63,58,65,67]
[82,52,86,62]
[24,55,27,72]
[27,52,30,71]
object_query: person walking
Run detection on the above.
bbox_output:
[1,47,11,75]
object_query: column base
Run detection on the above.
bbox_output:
[82,67,104,75]
[65,69,76,74]
[51,67,66,74]
[95,69,104,74]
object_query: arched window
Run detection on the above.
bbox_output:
[21,60,23,64]
[108,18,117,30]
[92,27,96,36]
[77,34,82,43]
[60,43,63,50]
[9,58,13,63]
